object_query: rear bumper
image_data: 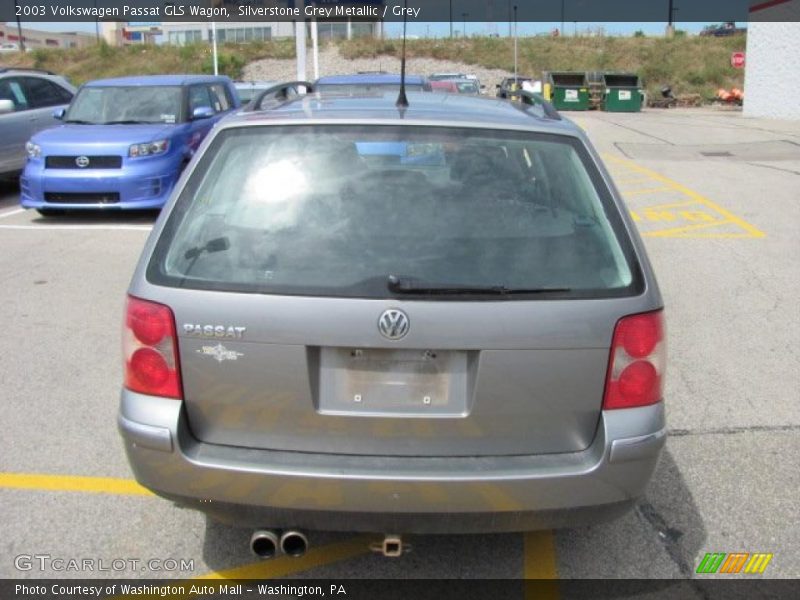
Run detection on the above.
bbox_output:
[119,390,666,533]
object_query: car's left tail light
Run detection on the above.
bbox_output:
[123,296,182,399]
[603,310,665,410]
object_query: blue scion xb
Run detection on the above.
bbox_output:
[20,74,239,215]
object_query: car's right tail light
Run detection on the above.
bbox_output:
[123,296,182,399]
[603,310,665,410]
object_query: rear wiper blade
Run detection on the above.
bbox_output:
[387,275,570,296]
[184,236,230,260]
[179,237,230,288]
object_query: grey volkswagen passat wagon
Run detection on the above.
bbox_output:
[119,90,666,546]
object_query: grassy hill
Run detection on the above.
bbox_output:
[339,35,747,99]
[2,34,746,100]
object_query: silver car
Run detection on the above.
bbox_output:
[0,68,75,176]
[233,80,278,106]
[119,89,666,557]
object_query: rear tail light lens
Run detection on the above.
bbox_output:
[603,310,665,410]
[123,296,182,399]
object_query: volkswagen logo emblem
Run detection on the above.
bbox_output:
[378,309,409,340]
[75,156,90,168]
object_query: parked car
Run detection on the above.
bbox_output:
[20,74,239,215]
[431,73,483,96]
[496,76,532,99]
[699,22,747,36]
[233,80,278,106]
[429,72,467,81]
[315,73,432,94]
[453,79,481,95]
[0,43,29,53]
[430,80,459,94]
[0,68,75,177]
[119,89,666,554]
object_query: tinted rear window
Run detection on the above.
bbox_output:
[148,125,642,299]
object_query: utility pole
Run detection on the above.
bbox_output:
[14,0,26,52]
[666,0,676,37]
[462,13,468,38]
[513,5,518,80]
[94,0,100,44]
[449,0,453,38]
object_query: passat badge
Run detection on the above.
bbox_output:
[197,343,243,363]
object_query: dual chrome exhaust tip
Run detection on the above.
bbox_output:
[250,530,308,559]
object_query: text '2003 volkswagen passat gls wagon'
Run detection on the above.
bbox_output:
[119,88,666,557]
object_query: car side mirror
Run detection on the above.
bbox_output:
[52,107,66,120]
[192,106,215,120]
[0,99,15,115]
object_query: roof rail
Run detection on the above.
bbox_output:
[0,67,57,75]
[517,90,562,120]
[244,80,316,112]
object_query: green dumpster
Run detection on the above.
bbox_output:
[546,72,590,111]
[602,73,643,112]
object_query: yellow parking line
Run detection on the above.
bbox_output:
[605,155,765,238]
[0,472,152,496]
[200,535,373,580]
[523,531,558,579]
[623,186,673,196]
[3,471,561,584]
[614,176,658,185]
[645,220,732,237]
[634,199,697,212]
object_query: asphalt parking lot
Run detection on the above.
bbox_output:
[1,108,798,588]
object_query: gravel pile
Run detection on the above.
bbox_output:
[243,45,517,91]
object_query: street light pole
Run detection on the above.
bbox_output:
[210,21,218,75]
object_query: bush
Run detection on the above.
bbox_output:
[97,40,113,59]
[31,48,50,69]
[202,52,245,78]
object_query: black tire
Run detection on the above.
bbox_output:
[36,209,66,217]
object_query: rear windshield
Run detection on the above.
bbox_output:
[235,87,257,103]
[455,81,480,94]
[148,125,641,299]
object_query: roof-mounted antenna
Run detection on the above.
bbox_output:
[395,0,409,108]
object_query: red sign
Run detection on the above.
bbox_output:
[731,52,746,68]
